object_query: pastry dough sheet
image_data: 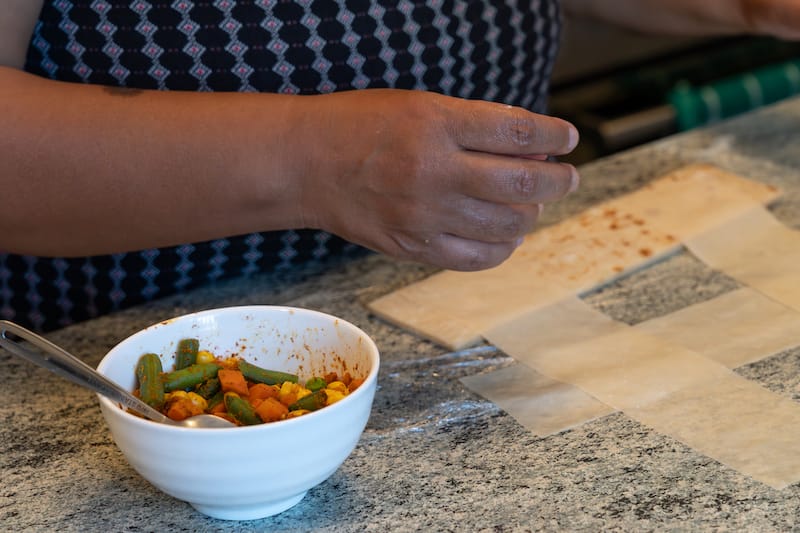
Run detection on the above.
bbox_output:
[369,164,779,349]
[462,287,800,438]
[687,206,800,311]
[460,363,615,436]
[484,298,733,409]
[636,287,800,368]
[376,164,798,487]
[480,297,800,488]
[628,376,800,489]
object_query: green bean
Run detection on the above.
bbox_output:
[174,338,199,370]
[162,363,220,392]
[136,353,165,409]
[305,376,327,392]
[288,389,327,412]
[194,376,221,399]
[206,390,224,411]
[224,392,261,425]
[238,359,298,385]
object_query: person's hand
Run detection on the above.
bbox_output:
[295,89,579,271]
[739,0,800,39]
[564,0,800,40]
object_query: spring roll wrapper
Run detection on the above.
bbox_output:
[461,287,800,438]
[368,164,779,350]
[373,164,799,488]
[477,295,800,489]
[687,206,800,312]
[460,364,617,436]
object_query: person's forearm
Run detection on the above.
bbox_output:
[2,67,580,272]
[0,66,308,256]
[562,0,798,38]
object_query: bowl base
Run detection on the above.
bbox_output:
[190,491,307,520]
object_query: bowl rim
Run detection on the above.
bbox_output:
[95,305,380,433]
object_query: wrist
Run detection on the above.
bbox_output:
[231,93,316,232]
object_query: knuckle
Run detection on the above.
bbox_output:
[488,209,525,240]
[517,164,573,202]
[466,203,528,241]
[507,113,533,147]
[509,166,540,200]
[505,112,557,151]
[503,210,526,236]
[470,210,502,238]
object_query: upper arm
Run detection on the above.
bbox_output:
[0,1,45,69]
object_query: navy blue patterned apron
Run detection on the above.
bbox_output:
[7,0,562,331]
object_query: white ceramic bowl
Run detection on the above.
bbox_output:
[95,306,379,520]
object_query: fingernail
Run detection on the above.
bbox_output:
[567,125,580,152]
[515,236,525,248]
[568,166,580,193]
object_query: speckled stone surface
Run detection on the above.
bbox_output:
[5,99,800,532]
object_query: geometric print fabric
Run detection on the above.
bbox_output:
[11,0,561,331]
[27,0,560,109]
[0,230,363,332]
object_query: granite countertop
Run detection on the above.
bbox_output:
[4,98,800,532]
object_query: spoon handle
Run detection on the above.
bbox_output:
[0,320,170,424]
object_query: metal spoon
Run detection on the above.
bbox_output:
[0,320,234,429]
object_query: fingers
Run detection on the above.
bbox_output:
[395,202,541,271]
[421,233,525,272]
[406,102,578,271]
[461,152,579,204]
[740,1,800,40]
[316,92,583,273]
[452,100,579,157]
[445,99,579,205]
[438,199,542,244]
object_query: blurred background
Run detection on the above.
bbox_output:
[552,15,800,164]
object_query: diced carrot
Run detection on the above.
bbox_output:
[250,397,264,409]
[249,382,279,401]
[218,368,250,396]
[210,400,228,415]
[348,377,365,391]
[341,372,352,386]
[166,398,203,421]
[323,372,339,384]
[255,397,288,423]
